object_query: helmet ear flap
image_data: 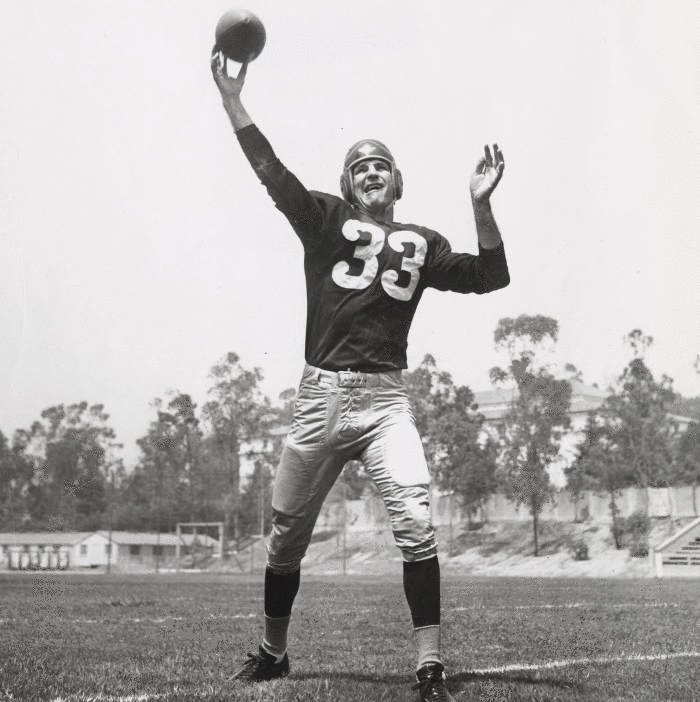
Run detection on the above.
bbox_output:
[394,168,403,201]
[340,169,353,203]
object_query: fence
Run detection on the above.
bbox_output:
[315,485,700,533]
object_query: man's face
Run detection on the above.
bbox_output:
[351,158,394,214]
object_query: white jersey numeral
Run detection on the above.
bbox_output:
[332,220,386,290]
[332,220,428,302]
[382,231,428,301]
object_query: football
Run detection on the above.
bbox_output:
[215,8,266,63]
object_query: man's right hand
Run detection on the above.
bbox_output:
[211,46,248,101]
[211,46,253,132]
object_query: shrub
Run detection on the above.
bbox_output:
[620,511,651,558]
[567,535,589,561]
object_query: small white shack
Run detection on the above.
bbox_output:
[0,532,95,570]
[96,531,219,571]
[94,531,181,571]
[0,531,220,571]
[653,517,700,577]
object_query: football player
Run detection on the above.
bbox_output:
[211,51,509,702]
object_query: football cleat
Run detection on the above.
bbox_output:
[231,646,290,682]
[411,662,455,701]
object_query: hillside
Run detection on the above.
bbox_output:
[290,517,697,578]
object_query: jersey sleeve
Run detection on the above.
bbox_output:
[423,235,510,294]
[236,124,324,242]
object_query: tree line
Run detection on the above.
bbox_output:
[1,319,699,555]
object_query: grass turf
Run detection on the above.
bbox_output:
[0,573,698,701]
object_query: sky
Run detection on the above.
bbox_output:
[1,1,699,468]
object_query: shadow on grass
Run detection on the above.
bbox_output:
[454,670,583,691]
[290,669,583,691]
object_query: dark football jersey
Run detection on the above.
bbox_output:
[237,125,509,373]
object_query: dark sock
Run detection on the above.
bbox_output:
[403,556,442,670]
[264,567,301,618]
[261,568,300,663]
[402,556,440,627]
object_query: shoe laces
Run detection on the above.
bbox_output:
[229,651,266,680]
[411,667,451,701]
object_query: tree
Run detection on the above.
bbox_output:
[432,385,499,524]
[0,430,34,531]
[14,403,122,531]
[162,393,206,522]
[404,354,498,522]
[403,354,455,467]
[490,315,572,556]
[238,459,275,539]
[276,388,297,426]
[201,352,272,542]
[132,392,204,533]
[570,330,677,533]
[566,412,637,548]
[602,331,675,490]
[111,462,153,532]
[611,331,676,489]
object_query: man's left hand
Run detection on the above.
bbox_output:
[470,144,504,205]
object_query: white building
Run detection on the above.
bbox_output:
[0,532,94,570]
[95,531,219,571]
[0,530,219,571]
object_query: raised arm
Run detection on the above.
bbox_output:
[210,47,253,133]
[470,144,505,250]
[423,145,508,294]
[209,48,323,241]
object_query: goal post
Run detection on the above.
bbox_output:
[175,522,225,570]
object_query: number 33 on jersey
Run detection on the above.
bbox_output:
[331,219,427,302]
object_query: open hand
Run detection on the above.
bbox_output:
[210,46,248,100]
[470,144,504,204]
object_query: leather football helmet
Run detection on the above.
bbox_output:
[339,139,403,205]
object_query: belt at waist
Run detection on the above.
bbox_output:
[306,364,403,388]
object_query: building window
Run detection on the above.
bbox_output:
[153,545,163,557]
[129,545,141,556]
[80,545,87,555]
[105,545,112,555]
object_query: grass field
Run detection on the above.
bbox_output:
[1,572,698,701]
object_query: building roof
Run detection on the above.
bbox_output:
[472,381,700,425]
[95,531,183,546]
[474,382,696,428]
[474,381,609,419]
[0,532,93,546]
[94,531,218,547]
[0,531,220,548]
